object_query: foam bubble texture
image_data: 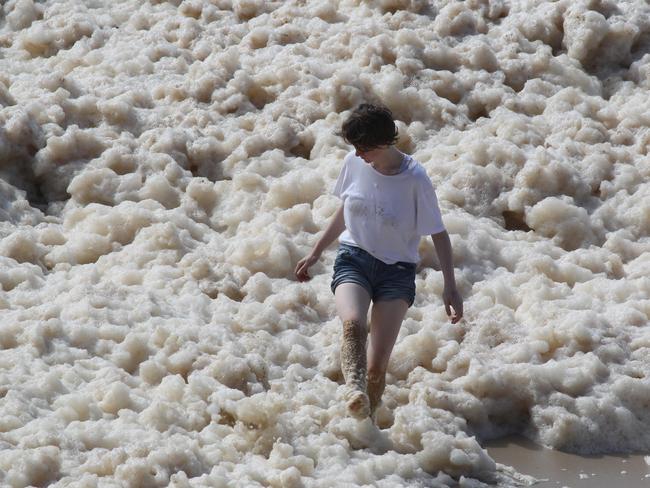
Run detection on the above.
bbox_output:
[1,0,650,486]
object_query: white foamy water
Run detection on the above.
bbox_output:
[1,0,650,486]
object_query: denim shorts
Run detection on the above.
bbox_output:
[330,243,417,307]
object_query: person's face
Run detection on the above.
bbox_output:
[354,145,384,163]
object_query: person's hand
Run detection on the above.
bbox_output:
[443,285,463,324]
[294,253,320,282]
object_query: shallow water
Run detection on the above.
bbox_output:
[2,0,650,486]
[487,435,650,488]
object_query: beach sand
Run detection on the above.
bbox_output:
[487,436,650,488]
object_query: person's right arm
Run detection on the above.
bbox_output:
[294,203,345,282]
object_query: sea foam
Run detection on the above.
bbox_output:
[1,0,650,486]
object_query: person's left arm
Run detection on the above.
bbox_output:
[430,230,463,324]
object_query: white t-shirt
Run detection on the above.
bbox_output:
[333,151,446,265]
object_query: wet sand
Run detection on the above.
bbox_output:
[486,436,650,487]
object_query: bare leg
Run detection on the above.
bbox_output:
[367,299,409,417]
[335,283,371,418]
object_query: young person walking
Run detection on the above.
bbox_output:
[295,104,463,420]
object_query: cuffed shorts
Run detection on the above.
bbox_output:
[330,243,417,307]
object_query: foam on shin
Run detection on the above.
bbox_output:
[367,371,386,417]
[341,319,369,418]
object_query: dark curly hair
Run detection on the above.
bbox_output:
[340,104,399,151]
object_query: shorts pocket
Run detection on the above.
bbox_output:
[335,248,352,264]
[337,245,363,260]
[334,247,354,272]
[338,247,352,257]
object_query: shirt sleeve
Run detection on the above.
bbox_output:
[416,174,446,235]
[333,152,353,200]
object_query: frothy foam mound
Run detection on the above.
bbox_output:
[1,0,650,486]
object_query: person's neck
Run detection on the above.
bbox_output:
[370,147,405,175]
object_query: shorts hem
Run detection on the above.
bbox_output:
[373,294,415,307]
[330,278,373,298]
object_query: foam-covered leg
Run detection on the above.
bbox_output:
[341,319,369,418]
[367,369,386,419]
